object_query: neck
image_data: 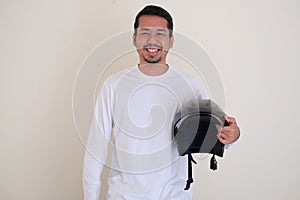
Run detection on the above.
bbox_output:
[138,63,169,76]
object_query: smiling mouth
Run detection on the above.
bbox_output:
[144,47,161,54]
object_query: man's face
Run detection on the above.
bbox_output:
[133,15,174,65]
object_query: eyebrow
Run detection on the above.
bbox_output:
[138,28,150,32]
[138,28,167,32]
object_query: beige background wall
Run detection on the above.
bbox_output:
[1,0,299,199]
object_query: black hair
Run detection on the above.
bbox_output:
[134,5,173,36]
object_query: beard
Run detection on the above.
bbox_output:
[143,55,162,64]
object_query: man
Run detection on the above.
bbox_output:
[83,5,240,200]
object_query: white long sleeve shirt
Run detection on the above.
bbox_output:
[83,65,205,200]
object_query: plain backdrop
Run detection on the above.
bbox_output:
[0,0,299,199]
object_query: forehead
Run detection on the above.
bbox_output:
[138,15,168,29]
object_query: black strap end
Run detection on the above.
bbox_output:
[210,154,218,170]
[184,178,194,190]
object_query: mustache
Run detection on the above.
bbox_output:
[143,44,163,49]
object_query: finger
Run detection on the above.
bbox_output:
[219,125,240,143]
[222,123,240,137]
[218,132,235,144]
[215,124,223,133]
[219,132,233,142]
[224,116,237,124]
[217,133,230,144]
[220,126,235,134]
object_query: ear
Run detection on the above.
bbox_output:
[169,35,174,48]
[133,33,137,47]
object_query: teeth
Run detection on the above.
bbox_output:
[147,48,159,52]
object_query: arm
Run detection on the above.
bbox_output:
[82,83,113,200]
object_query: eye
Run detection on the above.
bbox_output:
[140,31,150,36]
[157,32,166,37]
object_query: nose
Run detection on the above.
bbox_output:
[147,32,158,44]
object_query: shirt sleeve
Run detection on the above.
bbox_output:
[82,83,113,200]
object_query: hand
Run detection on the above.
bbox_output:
[216,116,240,144]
